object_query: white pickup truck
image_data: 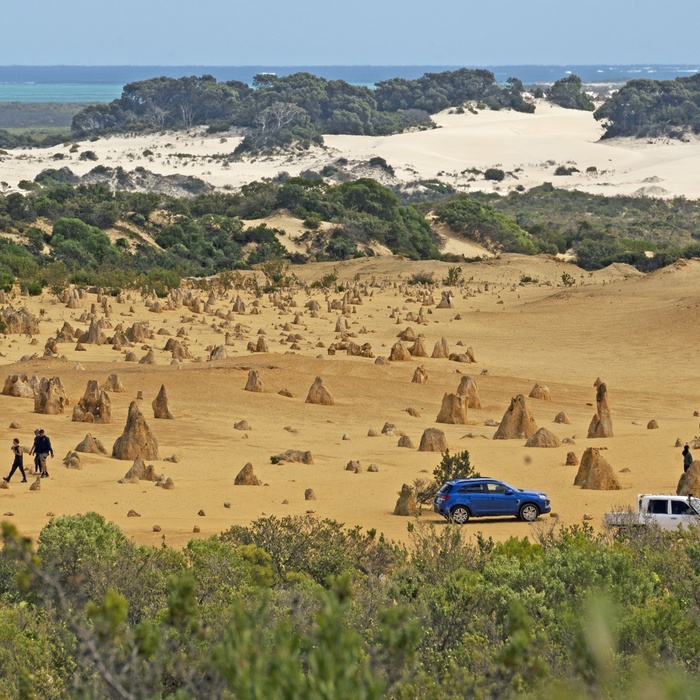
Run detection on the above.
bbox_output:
[605,494,700,531]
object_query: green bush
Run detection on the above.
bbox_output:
[484,168,505,181]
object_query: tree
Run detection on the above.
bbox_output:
[547,75,595,111]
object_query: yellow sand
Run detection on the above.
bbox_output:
[0,254,697,548]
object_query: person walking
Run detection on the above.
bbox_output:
[30,429,41,474]
[31,429,54,478]
[3,438,27,483]
[683,444,693,473]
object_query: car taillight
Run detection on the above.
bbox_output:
[443,496,450,502]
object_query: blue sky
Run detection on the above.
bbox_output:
[2,0,698,65]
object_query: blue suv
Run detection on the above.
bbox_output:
[433,477,551,524]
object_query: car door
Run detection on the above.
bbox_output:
[484,482,519,515]
[671,499,699,530]
[457,483,489,515]
[645,498,673,529]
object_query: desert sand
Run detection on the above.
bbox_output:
[2,101,700,198]
[1,253,699,548]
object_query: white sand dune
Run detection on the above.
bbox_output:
[2,102,700,198]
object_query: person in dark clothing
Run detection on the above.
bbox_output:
[30,429,54,478]
[30,429,41,474]
[3,438,27,483]
[683,444,693,473]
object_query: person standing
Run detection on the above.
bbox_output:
[3,438,27,483]
[32,429,54,478]
[683,444,693,473]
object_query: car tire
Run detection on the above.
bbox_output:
[450,505,471,524]
[519,503,539,522]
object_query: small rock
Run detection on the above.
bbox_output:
[3,512,13,516]
[127,509,141,517]
[342,433,350,441]
[8,421,20,429]
[367,463,379,472]
[193,526,201,533]
[224,502,231,509]
[583,513,593,521]
[647,420,659,429]
[304,488,316,500]
[282,499,289,504]
[198,509,205,516]
[153,525,162,532]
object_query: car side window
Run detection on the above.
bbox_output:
[458,484,483,494]
[485,483,506,494]
[672,500,693,515]
[648,499,669,515]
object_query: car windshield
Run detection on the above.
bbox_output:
[689,497,700,514]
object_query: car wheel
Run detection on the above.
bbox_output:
[519,503,539,522]
[450,505,471,524]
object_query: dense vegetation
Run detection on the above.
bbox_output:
[70,70,535,150]
[0,174,440,292]
[431,184,700,269]
[4,165,700,294]
[3,509,700,698]
[594,73,700,138]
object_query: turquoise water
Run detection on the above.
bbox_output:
[0,82,123,103]
[0,65,698,103]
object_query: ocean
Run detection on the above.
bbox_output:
[0,65,698,103]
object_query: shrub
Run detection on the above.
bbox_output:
[79,150,98,161]
[554,165,579,176]
[484,168,505,182]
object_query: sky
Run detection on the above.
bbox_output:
[2,0,698,66]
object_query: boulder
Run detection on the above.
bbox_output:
[553,411,570,424]
[412,366,429,384]
[2,307,39,335]
[234,420,251,431]
[305,488,316,501]
[244,369,264,393]
[436,393,468,425]
[34,377,68,415]
[677,461,700,496]
[409,337,429,357]
[2,373,39,398]
[101,373,125,393]
[436,291,454,309]
[493,395,538,440]
[273,450,313,464]
[389,341,411,361]
[79,319,106,345]
[587,383,614,438]
[397,435,415,448]
[139,348,156,365]
[647,420,659,429]
[118,457,159,484]
[112,401,159,460]
[431,337,450,359]
[234,462,262,485]
[525,427,561,448]
[63,451,82,470]
[345,460,362,473]
[574,447,621,490]
[209,345,227,361]
[393,484,420,516]
[75,434,107,454]
[565,451,579,466]
[305,376,334,405]
[72,380,112,423]
[418,428,448,452]
[529,383,551,400]
[152,384,173,419]
[456,376,481,409]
